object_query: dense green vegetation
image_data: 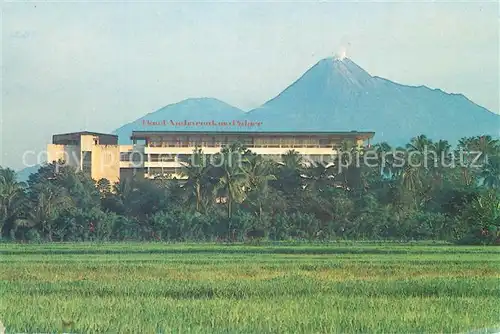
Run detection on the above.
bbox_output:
[0,243,498,333]
[0,134,499,244]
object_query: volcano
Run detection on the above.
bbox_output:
[245,57,499,144]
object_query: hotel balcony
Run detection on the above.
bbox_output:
[143,145,337,156]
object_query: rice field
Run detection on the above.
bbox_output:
[0,242,499,333]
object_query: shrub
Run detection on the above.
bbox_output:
[25,229,42,243]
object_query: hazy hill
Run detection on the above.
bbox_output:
[113,97,245,144]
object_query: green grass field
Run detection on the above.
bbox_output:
[0,242,499,333]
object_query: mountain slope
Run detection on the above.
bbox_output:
[16,165,40,183]
[246,57,499,144]
[111,58,498,145]
[114,97,245,144]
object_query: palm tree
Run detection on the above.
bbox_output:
[398,147,425,209]
[373,142,394,178]
[430,140,452,189]
[481,155,500,189]
[0,167,26,238]
[30,183,72,241]
[334,140,364,190]
[282,150,303,170]
[103,178,134,215]
[401,163,422,193]
[275,150,304,193]
[180,147,212,212]
[472,135,498,165]
[304,161,334,193]
[456,136,497,186]
[406,134,433,168]
[213,144,249,224]
[243,154,276,220]
[457,137,475,186]
[407,134,432,153]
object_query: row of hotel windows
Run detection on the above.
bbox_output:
[145,137,348,148]
[121,153,336,163]
[148,167,180,176]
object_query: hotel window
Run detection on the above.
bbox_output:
[150,154,174,162]
[294,138,304,147]
[236,137,253,146]
[267,138,279,147]
[319,139,330,147]
[304,138,317,147]
[164,154,176,162]
[214,137,225,146]
[280,138,294,147]
[150,167,176,176]
[176,136,188,147]
[150,137,162,147]
[163,137,174,147]
[206,137,216,147]
[189,137,202,147]
[120,152,131,161]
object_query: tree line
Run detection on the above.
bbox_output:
[0,134,499,244]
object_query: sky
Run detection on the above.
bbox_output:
[1,1,499,170]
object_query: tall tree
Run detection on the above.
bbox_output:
[407,134,433,154]
[472,135,498,164]
[0,167,26,238]
[180,147,213,213]
[29,183,72,241]
[481,155,500,189]
[273,150,304,193]
[304,161,335,193]
[96,178,112,198]
[334,140,366,190]
[213,144,249,227]
[373,142,394,178]
[243,154,276,221]
[430,140,452,190]
[457,137,478,186]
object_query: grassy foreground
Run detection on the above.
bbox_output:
[0,242,499,333]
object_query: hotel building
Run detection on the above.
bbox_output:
[47,130,375,182]
[47,131,121,183]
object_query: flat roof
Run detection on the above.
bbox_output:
[53,131,118,138]
[131,130,375,140]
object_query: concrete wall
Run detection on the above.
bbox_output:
[47,142,120,184]
[80,135,96,152]
[91,145,120,184]
[47,144,81,169]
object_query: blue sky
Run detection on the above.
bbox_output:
[1,1,499,170]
